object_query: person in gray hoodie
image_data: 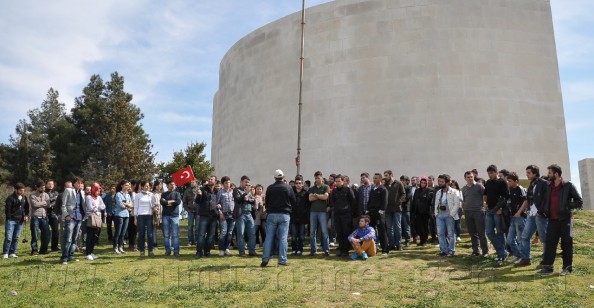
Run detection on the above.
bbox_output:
[29,181,51,255]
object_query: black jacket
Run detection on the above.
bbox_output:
[527,177,550,213]
[544,181,582,220]
[183,188,198,212]
[367,185,388,212]
[402,185,412,212]
[291,187,309,224]
[195,185,218,217]
[46,189,59,216]
[5,192,30,222]
[385,180,406,212]
[330,185,356,216]
[233,187,256,213]
[411,187,433,216]
[265,180,295,215]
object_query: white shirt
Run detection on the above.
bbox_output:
[134,191,155,216]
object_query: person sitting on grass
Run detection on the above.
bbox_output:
[348,215,376,260]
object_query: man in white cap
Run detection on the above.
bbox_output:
[261,169,296,267]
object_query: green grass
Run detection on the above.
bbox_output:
[1,211,594,307]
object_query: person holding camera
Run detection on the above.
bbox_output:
[194,176,219,259]
[233,176,257,257]
[433,174,461,257]
[216,176,236,256]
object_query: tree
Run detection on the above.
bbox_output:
[70,72,157,185]
[0,72,158,188]
[158,141,215,190]
[26,88,68,182]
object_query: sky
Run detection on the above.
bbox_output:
[0,0,592,191]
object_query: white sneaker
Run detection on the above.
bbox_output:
[86,255,94,261]
[224,249,232,256]
[9,254,18,258]
[329,242,335,247]
[456,237,461,241]
[2,254,8,259]
[61,260,68,265]
[119,247,126,254]
[114,249,121,255]
[219,250,225,257]
[91,253,98,259]
[512,257,522,264]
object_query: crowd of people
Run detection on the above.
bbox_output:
[2,164,583,276]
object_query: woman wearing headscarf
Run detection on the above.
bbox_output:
[85,183,106,260]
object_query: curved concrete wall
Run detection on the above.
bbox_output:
[212,0,570,185]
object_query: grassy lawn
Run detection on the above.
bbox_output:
[1,211,593,307]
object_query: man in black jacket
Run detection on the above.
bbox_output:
[291,175,309,256]
[538,164,582,276]
[516,165,550,267]
[233,175,257,257]
[383,170,406,251]
[330,175,356,257]
[183,180,199,246]
[261,169,295,267]
[3,183,30,258]
[367,173,389,255]
[194,176,219,259]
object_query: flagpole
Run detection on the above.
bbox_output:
[296,0,306,177]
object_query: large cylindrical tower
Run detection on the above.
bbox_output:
[212,0,570,185]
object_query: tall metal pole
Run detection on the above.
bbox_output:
[296,0,306,177]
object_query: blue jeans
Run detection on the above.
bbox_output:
[485,209,507,258]
[3,220,23,255]
[520,215,548,259]
[113,216,129,248]
[235,213,256,254]
[309,211,329,253]
[507,216,525,258]
[262,213,290,264]
[385,212,402,247]
[436,213,455,254]
[137,215,154,252]
[62,219,82,261]
[197,215,217,255]
[187,211,197,243]
[219,214,235,251]
[401,212,411,241]
[162,216,180,253]
[30,216,50,252]
[290,223,306,252]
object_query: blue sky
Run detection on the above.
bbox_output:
[0,0,592,191]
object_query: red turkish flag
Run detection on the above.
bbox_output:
[171,166,196,187]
